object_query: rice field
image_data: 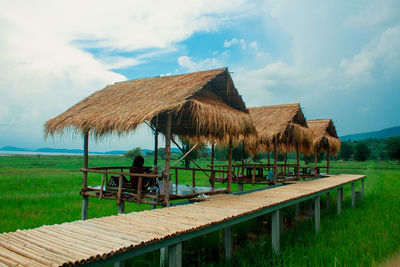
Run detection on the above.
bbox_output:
[0,155,399,266]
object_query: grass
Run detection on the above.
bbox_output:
[0,155,399,266]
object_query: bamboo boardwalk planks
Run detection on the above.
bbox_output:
[0,174,364,266]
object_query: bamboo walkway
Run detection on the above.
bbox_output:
[0,174,365,266]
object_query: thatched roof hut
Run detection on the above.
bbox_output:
[44,68,255,141]
[307,119,341,155]
[246,103,313,154]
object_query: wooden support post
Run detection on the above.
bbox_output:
[327,146,330,175]
[314,148,318,177]
[224,226,232,261]
[117,175,123,205]
[351,183,355,207]
[241,141,245,174]
[271,209,280,255]
[295,202,300,225]
[164,112,172,207]
[315,196,320,233]
[267,152,270,170]
[117,201,125,214]
[154,129,158,166]
[168,243,182,267]
[227,137,233,193]
[326,192,330,208]
[337,187,342,215]
[192,170,195,187]
[81,196,88,221]
[81,132,89,220]
[361,179,365,200]
[279,211,283,235]
[273,140,277,184]
[210,143,215,189]
[238,184,243,192]
[252,167,256,186]
[113,261,125,267]
[284,153,287,176]
[296,143,300,180]
[160,247,168,267]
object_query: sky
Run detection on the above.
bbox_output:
[0,0,399,152]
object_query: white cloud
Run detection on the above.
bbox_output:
[224,38,247,49]
[178,56,223,72]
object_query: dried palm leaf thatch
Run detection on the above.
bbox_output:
[245,103,314,155]
[44,68,256,142]
[307,119,341,155]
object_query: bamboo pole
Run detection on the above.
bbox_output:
[164,112,172,207]
[267,152,270,170]
[210,143,215,189]
[273,140,277,184]
[327,146,330,175]
[314,147,318,177]
[81,132,89,220]
[227,137,233,193]
[171,144,198,168]
[154,128,158,166]
[296,143,300,180]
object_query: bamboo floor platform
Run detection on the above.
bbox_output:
[0,174,365,266]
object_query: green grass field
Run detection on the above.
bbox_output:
[0,155,399,266]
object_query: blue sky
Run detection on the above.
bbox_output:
[0,0,399,151]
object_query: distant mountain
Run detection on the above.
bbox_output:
[0,146,31,151]
[35,147,85,154]
[340,126,400,141]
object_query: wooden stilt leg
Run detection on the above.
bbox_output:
[168,243,182,267]
[81,196,88,220]
[117,201,125,214]
[238,184,243,192]
[160,247,168,267]
[315,196,320,233]
[224,226,232,261]
[271,210,280,254]
[308,198,313,218]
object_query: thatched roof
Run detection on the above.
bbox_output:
[246,103,314,154]
[307,119,341,155]
[44,68,255,142]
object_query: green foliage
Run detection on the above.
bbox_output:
[215,146,228,161]
[339,141,353,161]
[385,137,400,163]
[124,147,142,160]
[354,142,370,161]
[158,147,165,159]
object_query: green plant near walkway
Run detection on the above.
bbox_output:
[0,156,399,266]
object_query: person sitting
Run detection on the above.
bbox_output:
[129,156,156,190]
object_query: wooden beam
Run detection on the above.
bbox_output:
[273,140,277,184]
[82,132,89,220]
[154,129,158,166]
[296,143,300,180]
[327,146,330,175]
[171,144,198,168]
[210,143,215,189]
[227,137,233,193]
[168,243,182,267]
[271,209,280,254]
[164,112,172,207]
[224,226,232,261]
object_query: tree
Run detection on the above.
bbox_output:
[354,143,370,161]
[233,144,249,162]
[158,148,165,159]
[339,141,353,161]
[385,137,400,164]
[124,147,142,160]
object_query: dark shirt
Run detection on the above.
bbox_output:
[129,166,151,189]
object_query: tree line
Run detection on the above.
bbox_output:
[124,136,400,166]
